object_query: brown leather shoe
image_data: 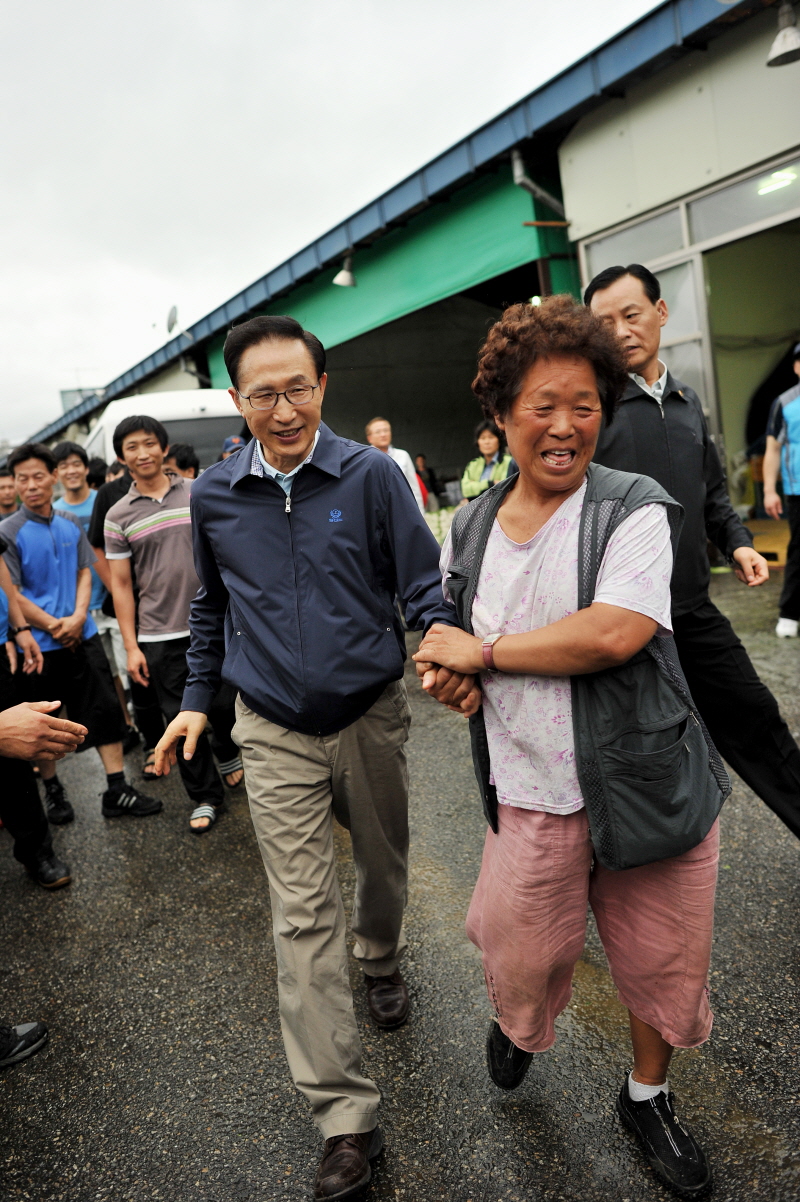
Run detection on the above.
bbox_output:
[312,1127,383,1200]
[364,970,409,1028]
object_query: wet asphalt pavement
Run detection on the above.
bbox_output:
[2,570,800,1201]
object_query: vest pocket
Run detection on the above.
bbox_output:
[600,714,688,782]
[595,712,715,866]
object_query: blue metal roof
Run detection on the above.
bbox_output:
[54,0,772,426]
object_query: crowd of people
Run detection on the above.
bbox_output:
[1,273,799,1199]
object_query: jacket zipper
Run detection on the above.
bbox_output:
[284,486,313,727]
[658,393,673,497]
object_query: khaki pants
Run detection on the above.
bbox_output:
[233,680,411,1137]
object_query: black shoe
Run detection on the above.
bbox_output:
[25,852,71,890]
[313,1127,383,1200]
[486,1020,532,1090]
[365,971,409,1029]
[0,1021,49,1067]
[102,782,162,818]
[43,778,74,825]
[617,1078,712,1198]
[122,726,141,755]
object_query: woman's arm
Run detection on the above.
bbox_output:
[415,603,657,678]
[460,459,488,499]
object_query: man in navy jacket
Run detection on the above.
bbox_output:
[155,315,463,1199]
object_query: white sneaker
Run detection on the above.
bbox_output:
[776,618,799,638]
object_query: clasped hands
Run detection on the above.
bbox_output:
[412,623,484,717]
[153,622,486,773]
[47,612,85,649]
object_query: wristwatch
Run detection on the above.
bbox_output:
[10,625,32,635]
[482,632,504,671]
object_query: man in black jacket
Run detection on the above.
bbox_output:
[587,263,800,840]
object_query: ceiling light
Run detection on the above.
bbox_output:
[332,255,356,287]
[758,168,798,194]
[767,3,800,67]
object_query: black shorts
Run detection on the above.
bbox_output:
[19,634,127,750]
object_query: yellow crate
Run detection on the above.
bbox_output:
[743,519,790,568]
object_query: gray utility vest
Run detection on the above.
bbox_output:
[447,463,730,871]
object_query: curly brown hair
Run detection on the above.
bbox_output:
[472,294,629,425]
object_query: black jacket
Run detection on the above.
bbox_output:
[593,374,753,616]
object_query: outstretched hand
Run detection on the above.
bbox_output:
[153,711,209,776]
[0,701,87,760]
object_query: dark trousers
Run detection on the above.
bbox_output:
[18,635,127,749]
[673,598,800,839]
[129,675,165,751]
[141,637,223,808]
[779,495,800,620]
[0,655,52,866]
[207,682,239,767]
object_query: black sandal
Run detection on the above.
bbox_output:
[142,750,159,782]
[189,804,223,835]
[218,755,244,789]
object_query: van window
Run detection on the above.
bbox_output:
[162,417,246,468]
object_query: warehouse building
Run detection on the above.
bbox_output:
[29,0,800,486]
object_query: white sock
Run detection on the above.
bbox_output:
[628,1070,668,1102]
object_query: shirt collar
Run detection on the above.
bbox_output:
[252,428,320,481]
[230,422,342,489]
[20,504,55,524]
[630,361,668,402]
[127,469,182,503]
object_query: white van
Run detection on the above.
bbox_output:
[81,391,245,470]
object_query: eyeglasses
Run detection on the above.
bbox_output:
[236,383,319,411]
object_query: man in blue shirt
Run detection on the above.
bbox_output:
[0,542,73,888]
[763,342,800,637]
[155,315,471,1200]
[53,440,136,744]
[0,443,159,824]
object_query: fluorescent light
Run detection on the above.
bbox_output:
[758,169,798,195]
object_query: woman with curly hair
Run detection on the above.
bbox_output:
[414,295,726,1198]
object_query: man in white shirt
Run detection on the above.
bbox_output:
[365,418,424,513]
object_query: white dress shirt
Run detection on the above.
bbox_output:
[630,361,668,408]
[387,446,425,513]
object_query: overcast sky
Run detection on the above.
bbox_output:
[0,0,658,442]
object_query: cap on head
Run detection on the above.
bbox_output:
[222,435,245,455]
[793,341,800,359]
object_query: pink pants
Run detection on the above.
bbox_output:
[466,806,719,1052]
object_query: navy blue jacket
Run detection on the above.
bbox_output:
[182,423,456,735]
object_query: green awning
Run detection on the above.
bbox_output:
[208,168,543,387]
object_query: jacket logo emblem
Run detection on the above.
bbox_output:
[329,509,342,523]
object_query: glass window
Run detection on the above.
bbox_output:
[163,416,245,468]
[656,261,699,341]
[660,340,705,402]
[688,159,800,244]
[585,208,683,277]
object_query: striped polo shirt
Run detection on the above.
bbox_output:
[104,473,198,641]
